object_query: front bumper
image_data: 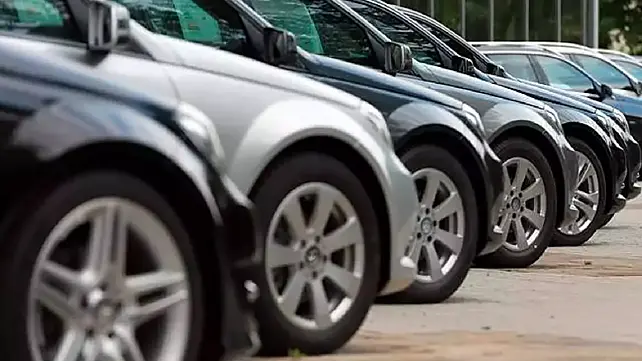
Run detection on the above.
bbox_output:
[478,142,506,256]
[212,176,262,359]
[622,134,642,200]
[378,153,419,296]
[557,136,580,229]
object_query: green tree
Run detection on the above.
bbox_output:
[599,0,642,54]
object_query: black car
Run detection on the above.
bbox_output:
[112,0,507,305]
[0,19,260,361]
[394,5,632,245]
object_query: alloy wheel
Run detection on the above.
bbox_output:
[265,183,365,330]
[495,157,547,251]
[28,198,191,361]
[411,169,465,283]
[560,152,600,235]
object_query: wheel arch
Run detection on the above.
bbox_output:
[247,135,392,293]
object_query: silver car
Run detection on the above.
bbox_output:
[2,0,420,356]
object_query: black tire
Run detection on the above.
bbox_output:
[381,145,477,304]
[476,138,557,268]
[597,213,615,228]
[252,152,380,356]
[0,171,204,361]
[552,137,607,246]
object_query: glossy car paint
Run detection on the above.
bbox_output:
[38,0,421,296]
[226,0,505,256]
[396,7,633,213]
[340,0,579,230]
[0,39,260,360]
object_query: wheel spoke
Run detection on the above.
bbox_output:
[574,198,596,219]
[497,215,511,243]
[42,261,87,294]
[309,187,335,235]
[310,279,332,328]
[130,289,188,326]
[576,190,599,205]
[85,203,129,278]
[522,209,544,229]
[513,220,529,249]
[37,282,79,321]
[522,178,544,201]
[420,175,439,207]
[324,262,360,299]
[322,217,360,254]
[424,243,443,279]
[432,193,460,221]
[502,167,511,193]
[513,161,529,189]
[118,329,146,361]
[266,242,301,269]
[53,329,85,361]
[577,161,591,185]
[126,271,185,297]
[278,270,307,315]
[283,198,307,240]
[434,229,463,253]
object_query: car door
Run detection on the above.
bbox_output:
[0,0,176,100]
[530,54,601,98]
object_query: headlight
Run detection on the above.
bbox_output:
[360,101,392,146]
[175,102,226,169]
[595,110,614,138]
[543,104,563,133]
[612,109,630,134]
[462,103,485,136]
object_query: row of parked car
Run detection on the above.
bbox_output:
[5,0,642,360]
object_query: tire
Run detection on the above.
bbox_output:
[597,213,615,228]
[476,138,557,268]
[252,152,380,356]
[381,145,477,304]
[0,171,204,361]
[552,137,607,246]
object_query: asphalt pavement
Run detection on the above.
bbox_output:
[259,196,642,360]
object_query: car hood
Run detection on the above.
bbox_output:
[307,53,463,110]
[154,32,362,110]
[416,62,545,109]
[605,94,642,119]
[490,75,596,113]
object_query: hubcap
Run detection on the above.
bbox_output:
[410,168,465,283]
[560,152,600,235]
[28,198,190,361]
[494,157,547,251]
[265,183,365,330]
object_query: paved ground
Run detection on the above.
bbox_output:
[260,196,642,360]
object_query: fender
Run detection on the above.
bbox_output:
[484,102,563,144]
[556,107,612,147]
[1,99,222,222]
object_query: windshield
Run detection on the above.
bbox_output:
[573,54,632,90]
[613,60,642,80]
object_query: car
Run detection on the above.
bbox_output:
[395,8,634,240]
[310,0,582,261]
[0,16,261,361]
[115,0,512,306]
[475,44,642,202]
[12,0,424,355]
[598,50,642,85]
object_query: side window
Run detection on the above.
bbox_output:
[250,0,375,66]
[613,60,642,80]
[0,0,80,41]
[574,54,631,90]
[487,54,538,82]
[115,0,251,55]
[344,1,442,66]
[535,55,594,92]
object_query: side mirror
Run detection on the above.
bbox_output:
[263,27,297,66]
[486,62,506,76]
[600,83,614,98]
[87,0,131,53]
[383,42,413,74]
[451,55,475,75]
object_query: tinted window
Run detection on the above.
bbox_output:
[410,15,475,60]
[114,0,251,55]
[613,60,642,80]
[487,54,538,82]
[249,0,375,66]
[0,0,79,41]
[574,54,631,90]
[344,1,442,66]
[535,55,594,92]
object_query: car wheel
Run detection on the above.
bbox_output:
[0,171,204,361]
[476,138,557,268]
[552,137,607,246]
[382,145,477,304]
[597,213,615,228]
[252,152,380,356]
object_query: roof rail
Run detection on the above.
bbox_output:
[470,41,589,49]
[597,49,637,61]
